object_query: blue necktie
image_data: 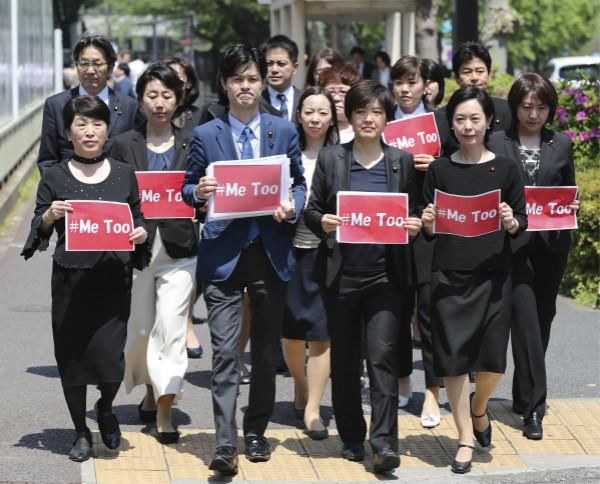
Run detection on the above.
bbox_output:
[238,126,259,244]
[239,126,254,159]
[277,93,289,121]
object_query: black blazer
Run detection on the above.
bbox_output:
[304,142,421,290]
[488,127,576,254]
[109,126,198,259]
[435,96,512,156]
[37,87,138,173]
[261,86,302,123]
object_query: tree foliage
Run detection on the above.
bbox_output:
[507,0,599,71]
[107,0,270,53]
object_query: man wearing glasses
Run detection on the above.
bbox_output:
[37,35,138,173]
[260,35,301,124]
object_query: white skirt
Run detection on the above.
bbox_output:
[124,234,196,400]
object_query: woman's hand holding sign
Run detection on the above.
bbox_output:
[413,154,435,172]
[404,216,423,236]
[273,203,295,223]
[421,203,436,235]
[195,176,218,200]
[499,202,519,234]
[321,214,343,233]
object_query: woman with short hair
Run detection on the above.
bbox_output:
[304,80,422,473]
[488,73,579,440]
[22,95,148,461]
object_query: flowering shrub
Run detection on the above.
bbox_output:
[552,80,599,306]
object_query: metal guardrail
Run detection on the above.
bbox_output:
[0,100,44,186]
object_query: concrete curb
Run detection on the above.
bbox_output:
[0,143,39,226]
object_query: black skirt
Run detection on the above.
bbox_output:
[51,259,133,385]
[431,270,510,377]
[282,248,329,341]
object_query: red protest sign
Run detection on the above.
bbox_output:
[136,171,194,219]
[433,189,501,237]
[383,112,441,156]
[525,186,578,231]
[206,156,289,220]
[65,200,134,251]
[336,191,409,244]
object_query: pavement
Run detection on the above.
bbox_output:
[0,182,599,483]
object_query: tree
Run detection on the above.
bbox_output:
[507,0,599,72]
[415,0,440,61]
[53,0,102,46]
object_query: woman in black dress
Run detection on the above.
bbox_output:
[22,96,148,462]
[304,81,422,474]
[421,87,527,474]
[488,73,579,440]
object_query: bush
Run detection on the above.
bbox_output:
[552,80,600,307]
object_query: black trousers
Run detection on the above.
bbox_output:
[511,240,569,419]
[416,282,443,389]
[203,242,286,448]
[327,272,403,452]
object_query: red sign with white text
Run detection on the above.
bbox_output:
[433,189,501,237]
[525,186,578,231]
[135,171,194,219]
[65,200,134,251]
[383,112,441,156]
[336,191,409,244]
[206,157,289,220]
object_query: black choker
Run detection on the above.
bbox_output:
[71,153,106,164]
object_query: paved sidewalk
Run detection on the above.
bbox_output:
[82,399,600,483]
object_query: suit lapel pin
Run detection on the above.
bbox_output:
[392,163,399,172]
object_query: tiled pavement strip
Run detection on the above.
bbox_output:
[82,399,600,483]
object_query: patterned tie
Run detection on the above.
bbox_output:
[239,126,254,159]
[277,93,289,121]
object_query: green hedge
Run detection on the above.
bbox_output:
[553,80,600,306]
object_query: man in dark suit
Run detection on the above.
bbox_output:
[436,41,512,155]
[260,35,301,123]
[350,46,377,81]
[181,44,305,476]
[37,35,138,173]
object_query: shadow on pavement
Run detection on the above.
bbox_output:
[14,428,73,456]
[25,365,60,378]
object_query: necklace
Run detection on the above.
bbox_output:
[71,153,106,164]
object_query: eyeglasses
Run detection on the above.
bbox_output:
[76,61,108,70]
[326,88,349,97]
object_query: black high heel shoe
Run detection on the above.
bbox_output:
[137,399,157,423]
[95,400,121,449]
[451,442,474,474]
[69,427,93,462]
[470,392,492,447]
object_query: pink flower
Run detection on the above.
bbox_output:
[590,127,600,138]
[579,131,590,141]
[565,130,577,140]
[575,91,589,105]
[575,111,587,121]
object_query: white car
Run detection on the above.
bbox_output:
[544,56,599,84]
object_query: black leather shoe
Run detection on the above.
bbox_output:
[371,448,400,473]
[137,399,157,423]
[156,430,180,444]
[470,392,492,447]
[95,400,121,450]
[451,443,474,474]
[68,427,93,462]
[186,345,203,359]
[209,446,238,475]
[244,435,271,462]
[341,442,365,461]
[523,412,543,440]
[239,364,251,385]
[304,427,328,441]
